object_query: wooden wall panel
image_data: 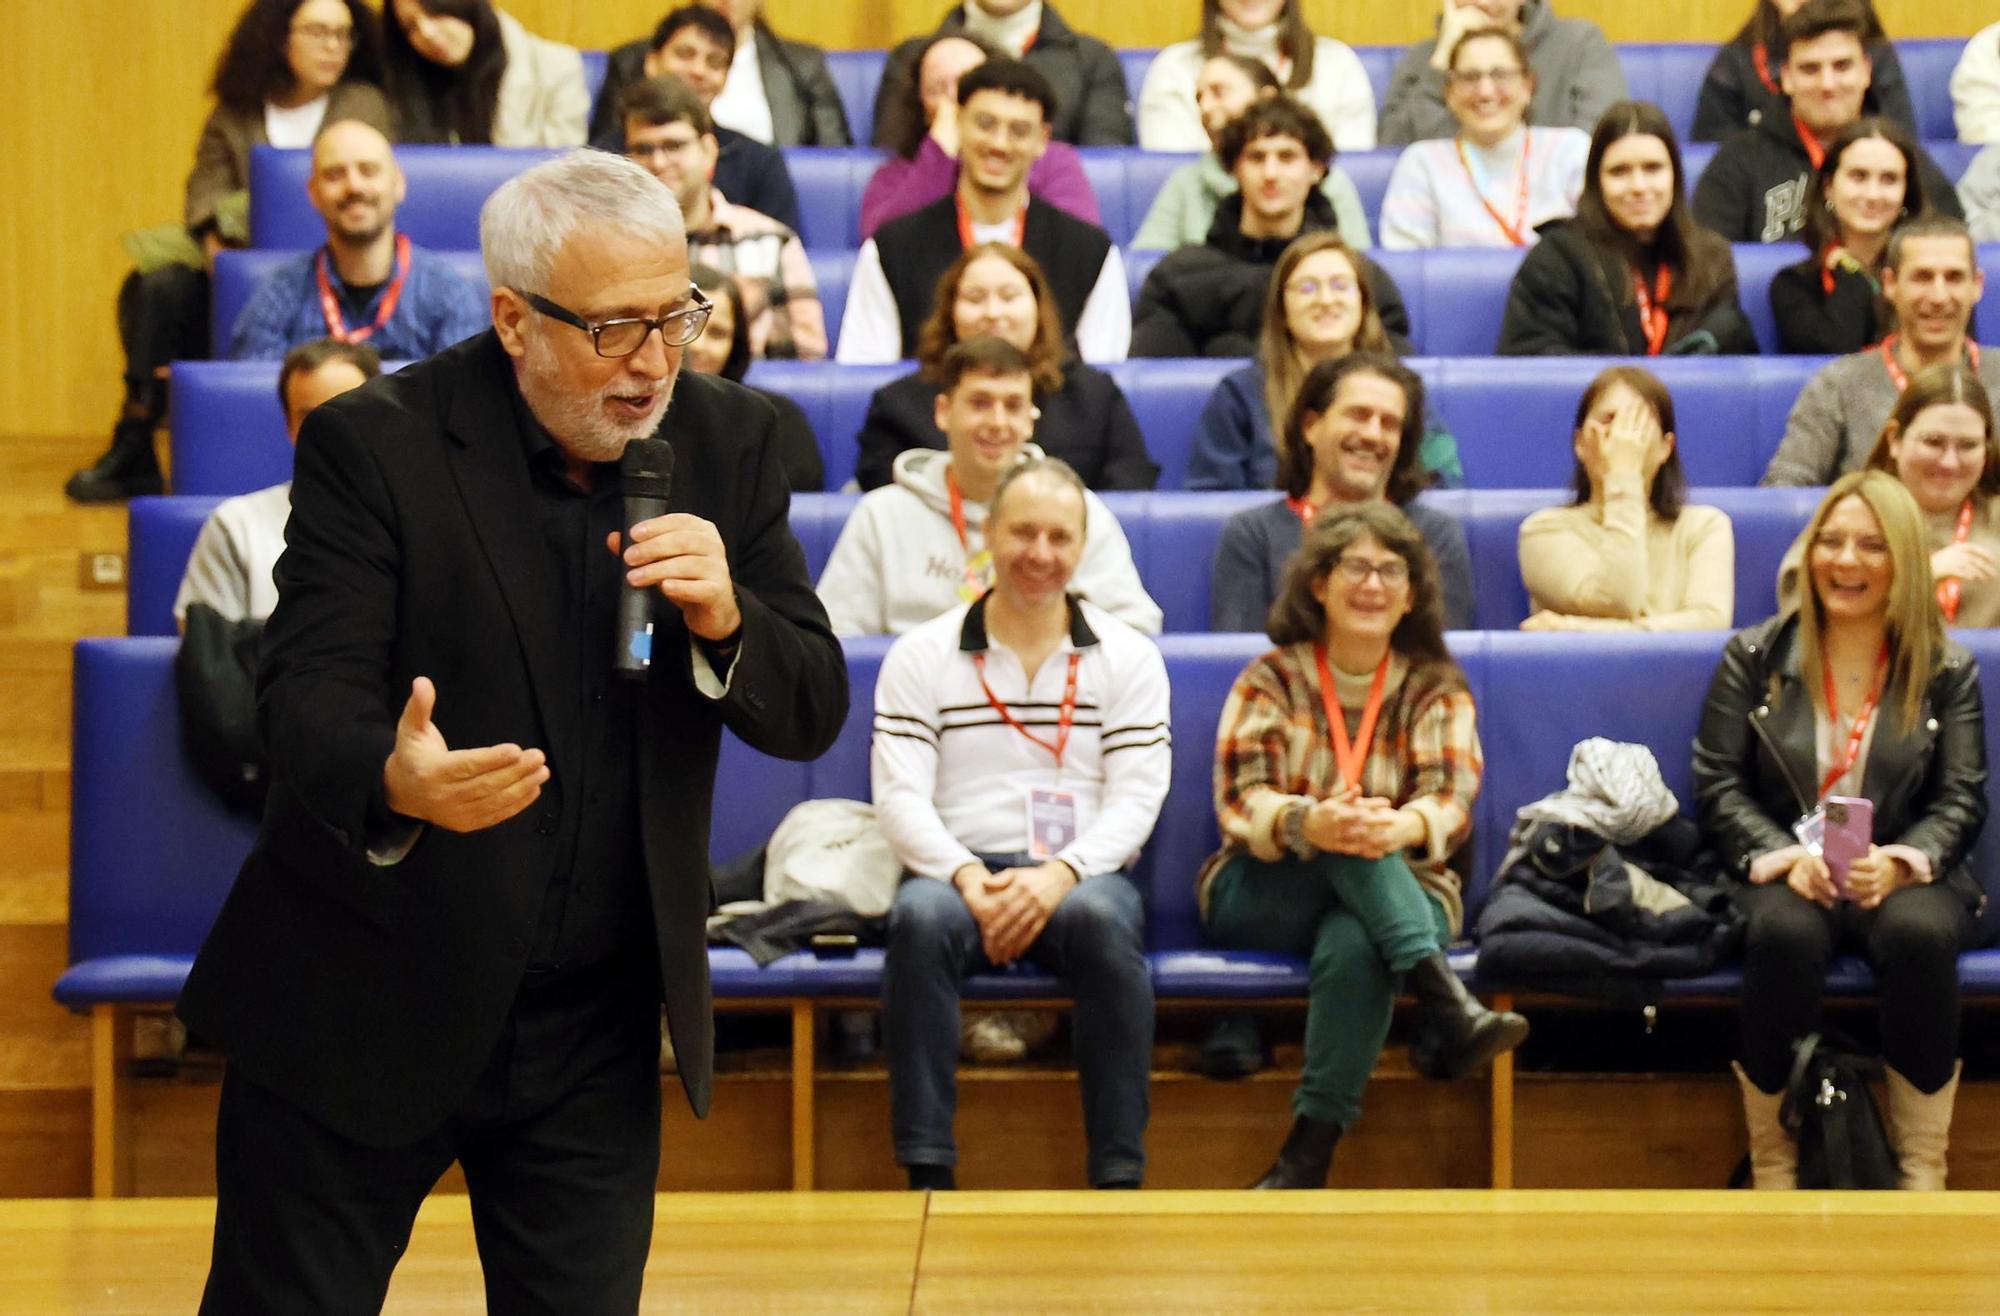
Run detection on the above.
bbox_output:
[0,1,1986,439]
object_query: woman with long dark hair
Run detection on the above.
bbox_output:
[66,0,390,503]
[853,243,1157,491]
[1691,0,1913,141]
[683,263,824,493]
[380,0,586,145]
[1497,100,1757,356]
[1518,366,1735,631]
[1769,118,1928,355]
[1138,0,1377,151]
[1202,501,1526,1188]
[1696,471,1985,1190]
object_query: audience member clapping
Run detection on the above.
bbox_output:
[1379,0,1625,147]
[682,263,824,492]
[1133,53,1369,251]
[859,32,1100,240]
[1692,0,1914,142]
[1769,118,1931,355]
[1696,471,1985,1191]
[1518,367,1735,632]
[1210,354,1472,631]
[380,0,586,146]
[1186,232,1460,491]
[1201,501,1526,1188]
[1499,101,1757,356]
[1378,25,1588,251]
[854,244,1157,492]
[1140,0,1376,152]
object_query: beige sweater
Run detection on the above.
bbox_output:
[1518,488,1736,630]
[1775,494,2000,627]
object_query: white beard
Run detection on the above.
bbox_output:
[517,327,675,463]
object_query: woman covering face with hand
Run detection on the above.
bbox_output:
[381,0,586,145]
[1769,119,1929,355]
[1379,26,1588,250]
[1200,502,1526,1189]
[1694,470,1986,1191]
[1498,100,1756,356]
[1519,367,1735,631]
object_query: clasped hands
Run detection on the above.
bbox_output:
[384,515,738,831]
[953,860,1079,966]
[1751,843,1914,910]
[1301,786,1426,860]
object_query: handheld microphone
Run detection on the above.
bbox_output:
[615,438,675,677]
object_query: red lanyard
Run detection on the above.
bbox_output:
[315,234,411,345]
[1938,498,1976,622]
[1818,645,1887,798]
[1632,265,1673,356]
[947,467,972,552]
[1285,496,1317,525]
[954,192,1026,250]
[1455,133,1534,247]
[1314,646,1391,791]
[1792,115,1827,171]
[973,649,1081,769]
[1752,42,1780,94]
[1880,336,1983,392]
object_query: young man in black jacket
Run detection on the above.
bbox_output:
[1131,97,1408,358]
[1693,0,1960,243]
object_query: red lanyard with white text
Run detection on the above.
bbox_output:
[1455,133,1533,247]
[1285,496,1318,525]
[1792,115,1828,171]
[1880,335,1982,392]
[1818,645,1887,798]
[1632,264,1673,356]
[316,233,411,345]
[1938,497,1976,622]
[955,193,1027,250]
[974,649,1081,770]
[1752,43,1780,95]
[1314,646,1391,791]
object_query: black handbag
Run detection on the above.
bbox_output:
[1779,1031,1900,1190]
[174,603,268,815]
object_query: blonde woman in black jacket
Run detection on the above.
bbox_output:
[1693,470,1987,1191]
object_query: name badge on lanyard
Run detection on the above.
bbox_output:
[946,469,994,602]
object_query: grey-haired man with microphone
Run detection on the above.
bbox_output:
[178,149,846,1314]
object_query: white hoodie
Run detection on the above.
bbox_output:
[816,445,1163,638]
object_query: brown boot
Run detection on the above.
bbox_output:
[1886,1062,1960,1191]
[1733,1062,1796,1189]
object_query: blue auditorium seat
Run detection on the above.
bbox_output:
[1900,38,1965,142]
[249,144,560,250]
[784,147,883,252]
[127,497,226,637]
[1408,247,1525,356]
[786,493,859,581]
[806,248,854,354]
[1355,46,1398,112]
[1104,358,1241,489]
[210,247,489,359]
[1931,141,1978,183]
[1119,49,1156,106]
[168,357,293,497]
[826,49,888,148]
[1731,241,1800,355]
[1339,150,1399,237]
[1681,140,1718,193]
[1077,148,1129,244]
[746,359,902,488]
[580,48,607,104]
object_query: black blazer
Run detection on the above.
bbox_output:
[1692,614,1988,913]
[177,334,849,1146]
[853,363,1158,492]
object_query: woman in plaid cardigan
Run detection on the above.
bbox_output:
[1200,501,1529,1188]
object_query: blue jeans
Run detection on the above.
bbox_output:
[881,857,1153,1186]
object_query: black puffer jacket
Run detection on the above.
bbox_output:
[1497,220,1759,357]
[1130,192,1410,358]
[1691,614,1989,914]
[1690,39,1915,143]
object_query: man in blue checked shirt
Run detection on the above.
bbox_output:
[229,120,487,362]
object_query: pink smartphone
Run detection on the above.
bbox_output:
[1821,796,1875,897]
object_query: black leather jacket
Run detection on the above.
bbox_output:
[1692,614,1988,913]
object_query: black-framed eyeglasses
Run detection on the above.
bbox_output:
[519,286,713,357]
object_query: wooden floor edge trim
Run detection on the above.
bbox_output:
[918,1188,2000,1217]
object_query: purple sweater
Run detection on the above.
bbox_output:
[858,135,1100,239]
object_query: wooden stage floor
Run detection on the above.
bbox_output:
[9,1189,2000,1313]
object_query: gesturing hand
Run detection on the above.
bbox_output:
[609,515,742,643]
[381,677,550,833]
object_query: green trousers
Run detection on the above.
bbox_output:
[1203,851,1450,1129]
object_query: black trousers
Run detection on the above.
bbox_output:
[117,264,209,397]
[1738,882,1973,1094]
[200,961,664,1316]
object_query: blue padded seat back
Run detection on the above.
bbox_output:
[69,639,259,965]
[1899,39,1964,141]
[1411,247,1525,356]
[1141,634,1268,948]
[783,148,883,253]
[810,637,891,809]
[1339,150,1399,238]
[1930,142,1978,183]
[1076,148,1130,246]
[1125,246,1164,306]
[1354,46,1398,110]
[787,492,859,582]
[1123,151,1199,240]
[1470,632,1723,916]
[128,496,227,637]
[1129,491,1269,633]
[210,248,488,362]
[1104,357,1242,490]
[826,50,888,146]
[580,48,607,103]
[746,358,901,490]
[1119,49,1156,105]
[805,249,854,359]
[1732,241,1803,355]
[1682,141,1718,195]
[1429,488,1560,631]
[249,144,561,249]
[1707,485,1822,623]
[170,358,293,497]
